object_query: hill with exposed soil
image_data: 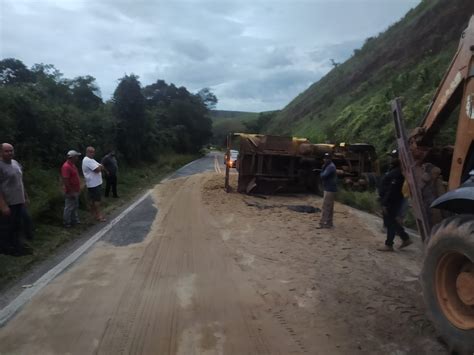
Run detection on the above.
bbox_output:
[266,0,474,153]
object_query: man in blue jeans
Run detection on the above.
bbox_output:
[318,153,337,228]
[0,143,33,256]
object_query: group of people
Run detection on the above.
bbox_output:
[61,147,118,227]
[317,150,413,252]
[1,142,415,256]
[0,142,119,256]
[62,146,119,227]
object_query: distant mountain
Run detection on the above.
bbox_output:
[209,110,260,146]
[266,0,474,154]
[210,110,258,122]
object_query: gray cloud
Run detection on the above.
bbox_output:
[0,0,420,111]
[172,40,212,61]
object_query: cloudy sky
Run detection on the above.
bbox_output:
[0,0,420,112]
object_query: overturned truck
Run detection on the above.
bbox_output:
[224,133,379,194]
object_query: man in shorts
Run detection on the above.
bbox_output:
[82,146,106,222]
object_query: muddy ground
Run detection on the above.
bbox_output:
[0,172,446,354]
[202,173,445,354]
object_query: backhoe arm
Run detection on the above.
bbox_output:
[414,16,474,146]
[392,16,474,239]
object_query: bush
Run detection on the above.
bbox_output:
[336,189,380,215]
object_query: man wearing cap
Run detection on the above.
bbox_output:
[0,143,33,256]
[61,150,82,227]
[82,146,106,222]
[318,153,337,228]
[377,149,412,251]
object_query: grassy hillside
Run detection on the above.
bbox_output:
[267,0,474,154]
[210,110,259,146]
[210,110,258,122]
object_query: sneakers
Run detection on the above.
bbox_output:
[377,245,394,252]
[317,222,334,229]
[316,225,333,229]
[399,239,413,249]
[377,239,413,252]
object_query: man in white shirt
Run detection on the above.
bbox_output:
[82,146,106,222]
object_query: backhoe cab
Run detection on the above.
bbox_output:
[392,15,474,353]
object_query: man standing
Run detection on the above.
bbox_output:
[61,150,82,227]
[101,150,119,198]
[82,146,106,222]
[378,150,413,251]
[318,153,337,229]
[0,143,32,256]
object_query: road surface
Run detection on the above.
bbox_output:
[0,152,445,354]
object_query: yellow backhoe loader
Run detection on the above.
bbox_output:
[392,15,474,353]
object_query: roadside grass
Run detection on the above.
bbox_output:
[335,188,417,229]
[336,189,380,215]
[0,153,198,289]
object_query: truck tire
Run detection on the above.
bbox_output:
[421,215,474,354]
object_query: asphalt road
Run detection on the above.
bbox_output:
[102,151,226,248]
[0,151,225,325]
[0,151,445,354]
[167,150,225,179]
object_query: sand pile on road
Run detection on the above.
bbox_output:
[200,172,444,354]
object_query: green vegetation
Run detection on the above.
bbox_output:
[210,110,258,123]
[0,58,213,284]
[0,153,197,289]
[336,189,380,216]
[210,110,279,146]
[267,0,471,155]
[210,110,257,146]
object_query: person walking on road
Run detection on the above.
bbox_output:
[0,143,33,256]
[101,150,119,198]
[377,149,413,251]
[318,153,337,229]
[82,146,106,222]
[61,150,82,227]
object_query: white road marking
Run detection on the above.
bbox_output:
[213,155,222,174]
[0,190,152,326]
[0,154,224,326]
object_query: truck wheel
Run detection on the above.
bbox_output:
[421,215,474,354]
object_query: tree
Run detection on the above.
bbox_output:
[68,76,103,110]
[142,79,170,106]
[0,58,34,85]
[112,74,147,161]
[197,87,218,109]
[243,111,276,133]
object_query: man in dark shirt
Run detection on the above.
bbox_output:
[102,150,119,198]
[318,153,337,228]
[378,150,413,251]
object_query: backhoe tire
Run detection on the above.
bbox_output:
[421,215,474,354]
